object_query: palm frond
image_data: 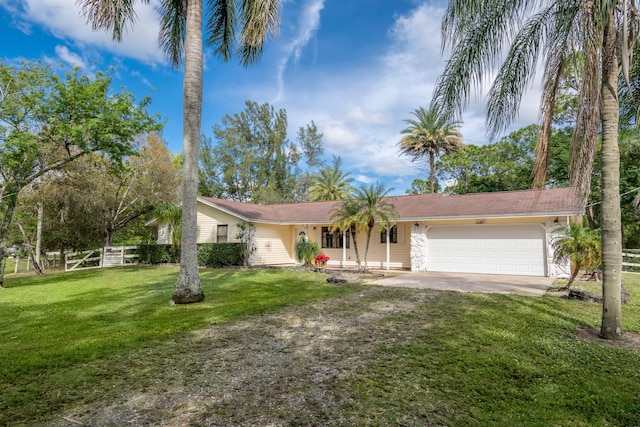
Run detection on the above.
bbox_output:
[159,0,187,67]
[486,3,573,137]
[206,0,236,61]
[237,0,281,66]
[77,0,148,42]
[436,0,539,119]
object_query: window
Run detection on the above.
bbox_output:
[322,226,345,248]
[216,225,228,243]
[380,225,398,244]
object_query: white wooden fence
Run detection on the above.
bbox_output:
[622,250,640,274]
[65,246,138,271]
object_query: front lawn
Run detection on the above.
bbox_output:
[0,267,354,424]
[1,267,639,425]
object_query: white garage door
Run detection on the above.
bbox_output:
[427,225,546,276]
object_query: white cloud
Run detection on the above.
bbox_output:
[131,70,153,89]
[355,175,375,184]
[275,1,547,194]
[8,0,165,64]
[321,122,361,149]
[275,3,450,185]
[275,0,324,102]
[54,45,88,69]
[344,104,391,125]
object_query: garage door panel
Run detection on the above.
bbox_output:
[427,225,545,276]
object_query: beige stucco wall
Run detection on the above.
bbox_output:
[196,203,241,244]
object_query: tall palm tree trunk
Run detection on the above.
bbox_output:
[429,153,436,193]
[600,14,623,339]
[173,0,204,304]
[363,225,373,271]
[563,263,581,291]
[349,228,362,270]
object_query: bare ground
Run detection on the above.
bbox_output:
[49,286,440,427]
[46,278,639,426]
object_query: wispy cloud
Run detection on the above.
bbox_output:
[274,0,324,102]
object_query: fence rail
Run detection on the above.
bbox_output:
[622,251,640,274]
[65,246,138,271]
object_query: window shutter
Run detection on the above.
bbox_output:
[397,224,405,244]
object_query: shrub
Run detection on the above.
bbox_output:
[138,244,173,264]
[295,239,320,266]
[138,243,244,267]
[197,243,245,267]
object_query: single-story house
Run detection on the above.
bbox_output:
[149,187,582,277]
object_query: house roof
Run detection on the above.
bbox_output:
[199,187,581,224]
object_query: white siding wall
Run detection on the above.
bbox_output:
[253,224,295,265]
[196,204,240,243]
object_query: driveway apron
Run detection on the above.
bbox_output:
[370,272,555,297]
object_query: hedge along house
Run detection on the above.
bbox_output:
[149,187,581,277]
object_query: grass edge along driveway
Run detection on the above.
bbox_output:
[1,266,639,426]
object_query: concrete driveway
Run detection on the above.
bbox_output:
[370,271,555,297]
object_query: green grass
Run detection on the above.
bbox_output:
[344,275,640,426]
[3,257,32,274]
[1,268,640,425]
[0,266,354,424]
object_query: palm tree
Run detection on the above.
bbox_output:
[552,224,601,290]
[153,203,182,246]
[78,0,281,304]
[432,0,631,340]
[309,156,354,201]
[330,199,363,270]
[333,183,397,271]
[397,105,464,194]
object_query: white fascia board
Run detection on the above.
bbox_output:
[401,211,580,222]
[144,218,159,227]
[197,198,251,222]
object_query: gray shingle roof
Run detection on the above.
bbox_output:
[199,187,580,224]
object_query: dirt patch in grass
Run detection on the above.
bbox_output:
[48,286,441,426]
[547,282,640,350]
[575,327,640,350]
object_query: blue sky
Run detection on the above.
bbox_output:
[0,0,541,195]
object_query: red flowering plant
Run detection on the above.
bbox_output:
[314,253,330,268]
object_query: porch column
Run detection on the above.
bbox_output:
[342,230,347,268]
[386,228,390,270]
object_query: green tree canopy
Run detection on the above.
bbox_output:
[200,101,301,204]
[552,223,601,290]
[0,61,160,286]
[405,178,440,195]
[436,124,570,194]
